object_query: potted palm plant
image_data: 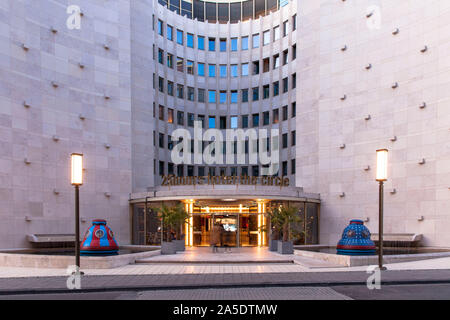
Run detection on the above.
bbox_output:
[157,204,177,255]
[172,203,190,252]
[277,206,301,254]
[267,206,283,251]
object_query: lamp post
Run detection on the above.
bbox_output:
[71,153,83,274]
[376,149,388,270]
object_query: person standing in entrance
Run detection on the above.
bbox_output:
[210,223,221,253]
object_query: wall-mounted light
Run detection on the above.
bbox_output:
[365,115,371,121]
[339,192,345,198]
[364,165,371,171]
[341,45,347,51]
[53,189,60,195]
[390,188,397,194]
[104,143,111,149]
[104,95,110,100]
[78,62,85,69]
[419,102,427,109]
[366,11,373,18]
[365,63,372,70]
[420,45,428,53]
[392,82,399,89]
[340,143,346,149]
[25,216,32,222]
[79,114,86,120]
[103,44,110,50]
[417,216,424,222]
[80,11,84,17]
[50,27,58,34]
[51,81,59,88]
[392,28,400,35]
[104,192,111,198]
[23,101,31,108]
[390,136,397,142]
[21,43,29,51]
[81,217,87,223]
[364,217,370,223]
[418,158,426,165]
[24,158,31,165]
[340,94,347,101]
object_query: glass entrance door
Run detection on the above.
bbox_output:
[239,214,258,246]
[213,214,238,247]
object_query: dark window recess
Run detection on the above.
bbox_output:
[282,161,287,176]
[291,131,296,146]
[218,3,229,23]
[193,0,204,21]
[263,111,269,126]
[291,159,296,175]
[252,165,259,177]
[254,0,265,18]
[205,2,216,23]
[242,0,253,21]
[230,2,241,23]
[187,165,194,177]
[282,133,288,148]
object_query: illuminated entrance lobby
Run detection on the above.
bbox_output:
[129,183,320,248]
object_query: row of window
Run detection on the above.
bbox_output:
[154,103,296,127]
[155,45,296,76]
[157,17,296,50]
[156,160,296,177]
[154,75,297,102]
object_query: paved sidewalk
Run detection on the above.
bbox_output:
[1,269,450,295]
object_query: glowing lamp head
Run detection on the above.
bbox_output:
[376,149,388,181]
[71,153,83,186]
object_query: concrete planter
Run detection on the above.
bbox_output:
[161,241,177,255]
[277,241,294,254]
[173,240,185,252]
[269,239,279,252]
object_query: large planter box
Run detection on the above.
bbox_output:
[269,239,279,252]
[277,241,293,254]
[161,241,177,255]
[173,240,185,252]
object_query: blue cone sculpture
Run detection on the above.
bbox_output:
[337,219,376,256]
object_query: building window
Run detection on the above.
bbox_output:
[187,165,194,177]
[198,88,205,102]
[167,53,173,68]
[220,38,226,52]
[177,111,184,125]
[282,105,288,121]
[177,84,184,99]
[242,115,249,128]
[230,116,238,129]
[242,89,249,102]
[198,36,205,50]
[292,102,296,118]
[188,113,194,127]
[283,20,289,37]
[168,136,173,150]
[159,161,165,175]
[158,49,164,64]
[241,167,249,176]
[231,90,238,103]
[208,116,216,128]
[263,58,270,72]
[158,77,164,92]
[283,49,289,65]
[263,85,270,99]
[273,81,279,96]
[283,77,288,93]
[273,26,280,41]
[219,91,227,104]
[242,36,249,50]
[187,87,195,101]
[220,116,227,129]
[159,105,164,120]
[263,111,269,126]
[292,44,297,60]
[252,113,259,127]
[209,64,216,77]
[157,19,163,36]
[231,38,238,51]
[292,73,297,89]
[159,133,164,148]
[252,165,259,177]
[292,14,297,31]
[168,163,174,175]
[273,108,279,124]
[282,133,288,148]
[273,54,279,69]
[263,30,270,46]
[208,37,215,51]
[253,61,260,75]
[177,29,183,45]
[177,57,184,72]
[291,131,296,146]
[198,62,205,76]
[187,60,194,75]
[168,108,174,123]
[198,166,205,176]
[220,65,227,78]
[291,159,296,175]
[282,161,287,176]
[231,64,238,77]
[167,81,174,96]
[198,114,205,128]
[177,165,184,177]
[252,87,259,101]
[208,90,216,103]
[187,33,194,48]
[252,34,260,48]
[167,25,173,40]
[241,63,249,76]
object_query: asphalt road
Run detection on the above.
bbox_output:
[2,283,450,300]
